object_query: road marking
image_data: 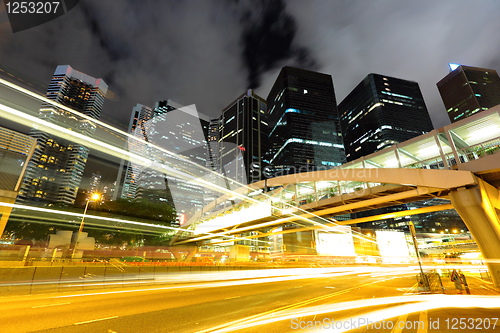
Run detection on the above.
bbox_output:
[74,316,119,325]
[197,280,385,333]
[417,311,427,333]
[294,286,303,288]
[403,283,418,295]
[391,313,408,333]
[198,289,351,333]
[225,296,241,300]
[324,286,336,289]
[32,302,71,308]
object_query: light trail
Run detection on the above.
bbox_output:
[50,266,417,299]
[204,295,500,332]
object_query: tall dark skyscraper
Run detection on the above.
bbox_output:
[437,64,500,123]
[114,103,153,200]
[18,65,107,205]
[266,67,345,175]
[219,89,268,184]
[339,73,433,161]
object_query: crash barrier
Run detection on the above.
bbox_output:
[0,264,280,296]
[416,269,444,293]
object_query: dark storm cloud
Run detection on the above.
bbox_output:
[238,0,316,88]
[0,0,249,126]
[283,0,500,128]
[1,0,500,131]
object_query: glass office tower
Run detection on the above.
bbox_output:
[339,73,433,162]
[339,73,437,231]
[219,89,268,184]
[133,100,210,223]
[437,64,500,123]
[266,67,345,175]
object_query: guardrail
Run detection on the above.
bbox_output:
[0,263,279,296]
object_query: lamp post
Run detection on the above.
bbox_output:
[409,221,430,292]
[71,193,100,260]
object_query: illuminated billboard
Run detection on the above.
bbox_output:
[316,227,356,256]
[375,230,410,260]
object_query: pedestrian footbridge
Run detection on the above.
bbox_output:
[176,106,500,287]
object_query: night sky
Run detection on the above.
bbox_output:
[1,0,500,184]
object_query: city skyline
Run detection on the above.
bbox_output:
[0,3,499,327]
[1,0,500,134]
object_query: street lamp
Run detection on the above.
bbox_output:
[71,193,100,260]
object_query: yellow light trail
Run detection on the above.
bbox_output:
[205,295,500,332]
[0,78,386,245]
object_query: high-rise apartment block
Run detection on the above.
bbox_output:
[89,172,102,193]
[437,64,500,123]
[18,65,107,205]
[266,67,345,175]
[339,73,433,161]
[218,89,268,184]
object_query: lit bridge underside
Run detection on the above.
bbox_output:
[176,106,500,287]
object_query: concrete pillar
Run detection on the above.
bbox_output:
[449,178,500,287]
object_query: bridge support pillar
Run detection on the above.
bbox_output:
[449,178,500,287]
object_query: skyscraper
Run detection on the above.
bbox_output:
[266,67,345,175]
[89,172,102,193]
[437,64,500,123]
[207,118,220,172]
[339,73,433,161]
[18,65,107,205]
[113,103,153,200]
[219,89,268,184]
[133,100,210,223]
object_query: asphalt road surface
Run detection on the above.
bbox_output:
[0,267,498,333]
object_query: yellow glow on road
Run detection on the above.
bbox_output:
[206,295,500,332]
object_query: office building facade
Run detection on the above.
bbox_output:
[266,67,345,175]
[437,64,500,123]
[219,89,268,184]
[18,65,107,205]
[339,73,433,162]
[133,100,210,223]
[114,104,153,200]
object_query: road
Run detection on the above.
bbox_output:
[0,267,498,333]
